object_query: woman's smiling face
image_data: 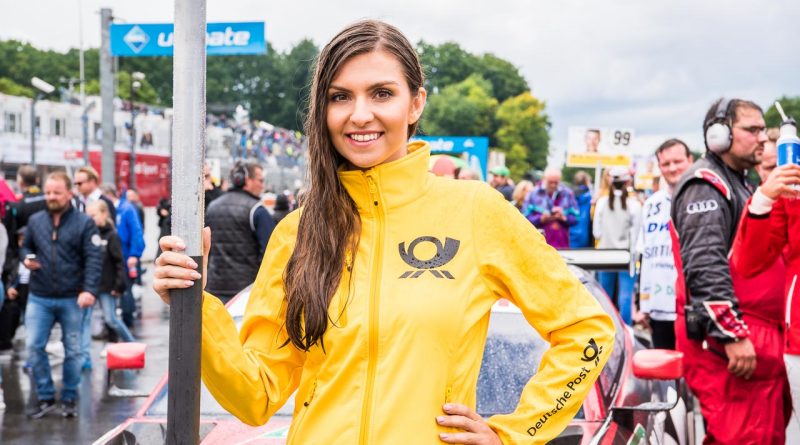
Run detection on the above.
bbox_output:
[326,49,426,170]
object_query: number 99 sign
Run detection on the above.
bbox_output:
[612,130,632,147]
[566,126,635,168]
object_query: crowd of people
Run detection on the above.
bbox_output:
[0,159,300,417]
[480,98,800,444]
[0,165,147,417]
[208,112,309,169]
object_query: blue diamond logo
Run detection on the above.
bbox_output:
[123,26,149,54]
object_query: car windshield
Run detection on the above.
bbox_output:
[476,310,550,416]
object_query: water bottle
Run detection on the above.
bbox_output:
[775,102,799,166]
[777,118,799,166]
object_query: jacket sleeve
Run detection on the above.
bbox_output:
[592,197,607,241]
[638,200,655,313]
[731,196,787,278]
[200,215,306,426]
[20,222,34,259]
[251,205,275,263]
[563,190,579,228]
[523,192,545,228]
[474,186,615,444]
[108,232,128,294]
[81,220,102,297]
[673,180,748,342]
[628,200,643,251]
[127,208,145,258]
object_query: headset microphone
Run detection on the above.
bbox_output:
[231,163,249,188]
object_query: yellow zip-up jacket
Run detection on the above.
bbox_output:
[200,142,615,444]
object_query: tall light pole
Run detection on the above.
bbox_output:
[82,101,96,165]
[100,8,115,185]
[129,71,145,189]
[30,77,55,167]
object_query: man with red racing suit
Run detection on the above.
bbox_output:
[671,98,790,444]
[731,155,800,440]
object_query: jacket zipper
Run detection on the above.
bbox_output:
[359,173,382,445]
[51,216,59,293]
[288,379,317,443]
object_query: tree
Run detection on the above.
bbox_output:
[416,41,528,103]
[0,37,544,139]
[116,71,159,105]
[0,77,34,97]
[422,74,498,137]
[495,92,551,176]
[256,39,318,130]
[765,96,800,128]
[476,54,528,103]
[417,41,478,95]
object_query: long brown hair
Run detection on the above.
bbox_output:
[283,20,425,351]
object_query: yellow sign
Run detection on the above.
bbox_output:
[566,152,632,168]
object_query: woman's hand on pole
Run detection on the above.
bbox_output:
[436,403,502,445]
[153,227,211,305]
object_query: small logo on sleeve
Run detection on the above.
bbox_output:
[398,236,460,279]
[580,338,603,366]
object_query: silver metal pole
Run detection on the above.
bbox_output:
[79,0,87,164]
[78,0,85,108]
[82,108,89,164]
[167,0,206,442]
[100,8,115,184]
[30,96,37,166]
[130,82,136,189]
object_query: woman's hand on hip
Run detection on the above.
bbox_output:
[437,403,502,445]
[153,227,211,305]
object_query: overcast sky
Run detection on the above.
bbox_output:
[2,0,797,160]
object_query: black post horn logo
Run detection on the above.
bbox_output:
[580,338,603,366]
[398,236,460,279]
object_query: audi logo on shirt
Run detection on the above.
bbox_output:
[686,200,719,215]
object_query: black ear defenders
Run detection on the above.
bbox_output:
[704,98,734,154]
[231,163,249,188]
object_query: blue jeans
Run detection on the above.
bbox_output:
[98,292,136,342]
[25,294,84,402]
[80,303,93,367]
[597,271,635,325]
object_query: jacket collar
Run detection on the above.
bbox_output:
[48,204,75,223]
[706,151,747,180]
[339,141,432,213]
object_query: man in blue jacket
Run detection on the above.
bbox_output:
[102,184,145,328]
[569,171,593,248]
[21,171,102,419]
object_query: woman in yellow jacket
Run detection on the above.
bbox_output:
[154,20,615,445]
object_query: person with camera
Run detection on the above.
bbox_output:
[205,160,275,305]
[672,98,789,444]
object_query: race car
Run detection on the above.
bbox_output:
[94,256,701,445]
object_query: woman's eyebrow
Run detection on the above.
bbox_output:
[329,81,400,93]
